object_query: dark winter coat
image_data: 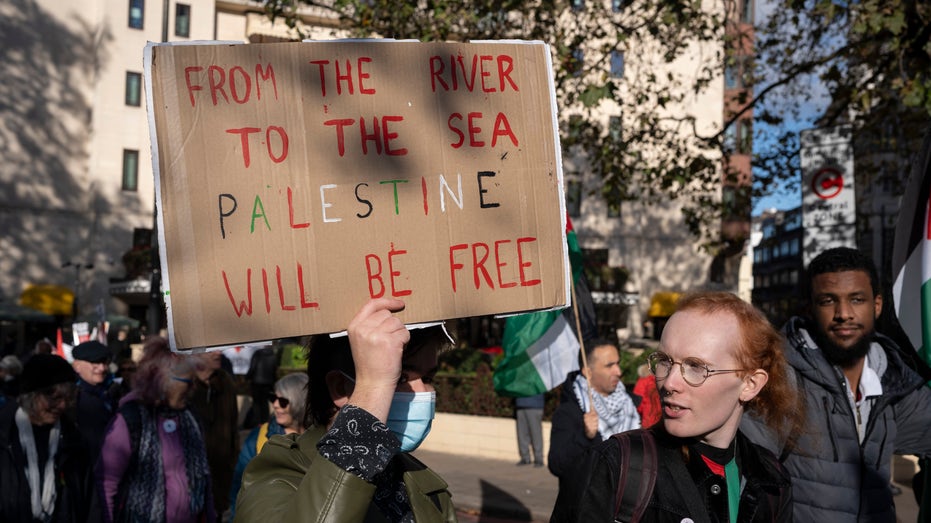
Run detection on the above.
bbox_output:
[0,402,102,523]
[550,427,792,523]
[741,316,931,522]
[548,371,603,495]
[190,369,240,518]
[74,378,120,460]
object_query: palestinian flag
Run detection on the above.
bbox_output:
[892,130,931,522]
[493,217,597,397]
[892,131,931,363]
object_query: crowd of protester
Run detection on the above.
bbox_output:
[0,246,928,522]
[0,332,298,522]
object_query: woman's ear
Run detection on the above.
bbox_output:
[739,369,769,403]
[324,370,354,408]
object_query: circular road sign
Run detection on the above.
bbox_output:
[811,167,844,200]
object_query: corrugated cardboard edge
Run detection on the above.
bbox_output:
[143,40,243,353]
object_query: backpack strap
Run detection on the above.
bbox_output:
[612,430,658,523]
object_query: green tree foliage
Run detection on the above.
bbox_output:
[753,0,931,194]
[262,0,931,241]
[262,0,737,243]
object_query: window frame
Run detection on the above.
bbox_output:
[122,149,140,192]
[566,179,583,218]
[128,0,144,29]
[175,3,191,38]
[125,71,142,107]
[610,50,625,78]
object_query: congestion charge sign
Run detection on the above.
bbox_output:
[144,40,569,351]
[811,167,844,200]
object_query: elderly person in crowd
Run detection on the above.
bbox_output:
[72,340,121,460]
[96,337,214,523]
[229,372,308,518]
[0,354,23,403]
[0,353,101,522]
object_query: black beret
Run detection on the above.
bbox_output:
[20,354,76,393]
[72,340,110,363]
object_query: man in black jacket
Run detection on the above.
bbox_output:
[71,340,120,460]
[0,354,101,522]
[548,340,640,494]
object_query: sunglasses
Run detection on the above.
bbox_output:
[269,394,290,408]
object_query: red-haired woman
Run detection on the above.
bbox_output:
[551,291,800,522]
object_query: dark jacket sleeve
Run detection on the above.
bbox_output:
[892,381,931,457]
[550,437,620,523]
[548,399,599,480]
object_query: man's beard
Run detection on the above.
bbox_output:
[811,325,875,368]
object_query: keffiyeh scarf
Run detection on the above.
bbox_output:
[573,374,640,440]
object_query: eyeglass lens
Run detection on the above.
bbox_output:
[650,353,709,385]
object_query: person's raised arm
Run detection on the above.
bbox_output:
[345,297,410,423]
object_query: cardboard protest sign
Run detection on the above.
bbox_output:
[145,39,568,351]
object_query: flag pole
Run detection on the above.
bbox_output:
[571,276,595,407]
[572,276,588,369]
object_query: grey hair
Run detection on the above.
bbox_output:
[275,372,309,429]
[0,355,22,375]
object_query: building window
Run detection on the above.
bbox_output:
[723,185,750,220]
[566,180,582,218]
[605,184,621,218]
[175,4,191,37]
[762,223,775,238]
[608,115,622,142]
[129,0,144,29]
[725,58,738,89]
[725,55,753,89]
[570,48,584,77]
[740,0,753,23]
[610,50,625,78]
[122,150,139,191]
[737,119,752,154]
[724,125,737,153]
[125,72,141,106]
[725,120,752,154]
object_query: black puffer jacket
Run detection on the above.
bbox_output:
[551,427,792,523]
[0,402,102,522]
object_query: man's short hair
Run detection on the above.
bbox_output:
[579,338,615,369]
[805,247,881,300]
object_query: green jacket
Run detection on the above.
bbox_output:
[235,425,457,522]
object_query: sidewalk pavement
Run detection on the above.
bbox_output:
[414,449,923,523]
[414,449,557,522]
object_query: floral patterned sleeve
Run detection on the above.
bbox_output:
[316,404,400,483]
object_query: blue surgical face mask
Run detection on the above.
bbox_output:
[386,391,435,452]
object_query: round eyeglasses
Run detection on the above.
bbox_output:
[647,351,744,386]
